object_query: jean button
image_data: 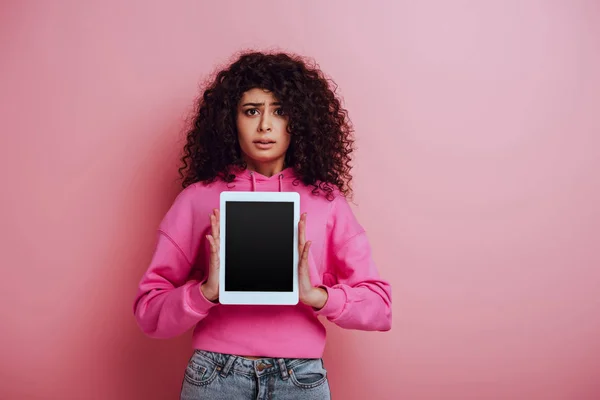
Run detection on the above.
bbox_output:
[257,361,272,372]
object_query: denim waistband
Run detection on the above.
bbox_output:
[194,350,315,380]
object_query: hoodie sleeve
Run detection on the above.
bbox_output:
[133,185,217,339]
[315,196,392,331]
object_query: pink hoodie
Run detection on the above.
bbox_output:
[133,167,392,358]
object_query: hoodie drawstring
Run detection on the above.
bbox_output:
[248,171,284,192]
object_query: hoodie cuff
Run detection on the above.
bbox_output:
[185,281,219,315]
[315,286,346,319]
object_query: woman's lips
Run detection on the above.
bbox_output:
[253,140,275,149]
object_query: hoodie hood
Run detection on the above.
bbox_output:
[231,167,299,192]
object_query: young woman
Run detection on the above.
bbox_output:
[133,51,392,400]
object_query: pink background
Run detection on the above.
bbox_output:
[1,1,599,399]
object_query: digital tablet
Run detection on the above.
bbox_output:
[219,191,300,305]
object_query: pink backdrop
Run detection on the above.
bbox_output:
[1,1,599,399]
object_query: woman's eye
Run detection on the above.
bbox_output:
[245,109,259,116]
[274,108,285,116]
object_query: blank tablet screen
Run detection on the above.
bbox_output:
[224,201,294,292]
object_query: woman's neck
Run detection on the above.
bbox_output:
[244,158,286,177]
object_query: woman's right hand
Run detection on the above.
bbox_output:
[200,209,220,302]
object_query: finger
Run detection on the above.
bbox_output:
[214,209,220,238]
[210,212,219,239]
[206,235,216,253]
[214,210,221,248]
[298,213,307,249]
[207,235,220,273]
[301,240,311,264]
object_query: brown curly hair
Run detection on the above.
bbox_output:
[179,51,355,200]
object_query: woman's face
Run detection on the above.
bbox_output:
[236,88,291,174]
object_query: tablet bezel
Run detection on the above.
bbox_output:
[218,191,300,305]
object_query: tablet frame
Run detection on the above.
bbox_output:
[218,191,300,305]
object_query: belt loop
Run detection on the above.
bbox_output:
[220,355,237,377]
[277,358,289,380]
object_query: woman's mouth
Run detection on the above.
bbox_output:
[253,140,276,149]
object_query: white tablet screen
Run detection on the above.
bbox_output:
[224,201,294,292]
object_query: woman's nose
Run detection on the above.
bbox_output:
[259,115,272,132]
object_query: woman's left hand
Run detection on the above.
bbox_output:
[298,213,328,309]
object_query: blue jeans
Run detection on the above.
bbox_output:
[180,350,331,400]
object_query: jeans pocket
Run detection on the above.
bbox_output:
[289,359,328,389]
[183,353,219,387]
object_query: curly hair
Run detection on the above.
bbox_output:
[179,51,355,200]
